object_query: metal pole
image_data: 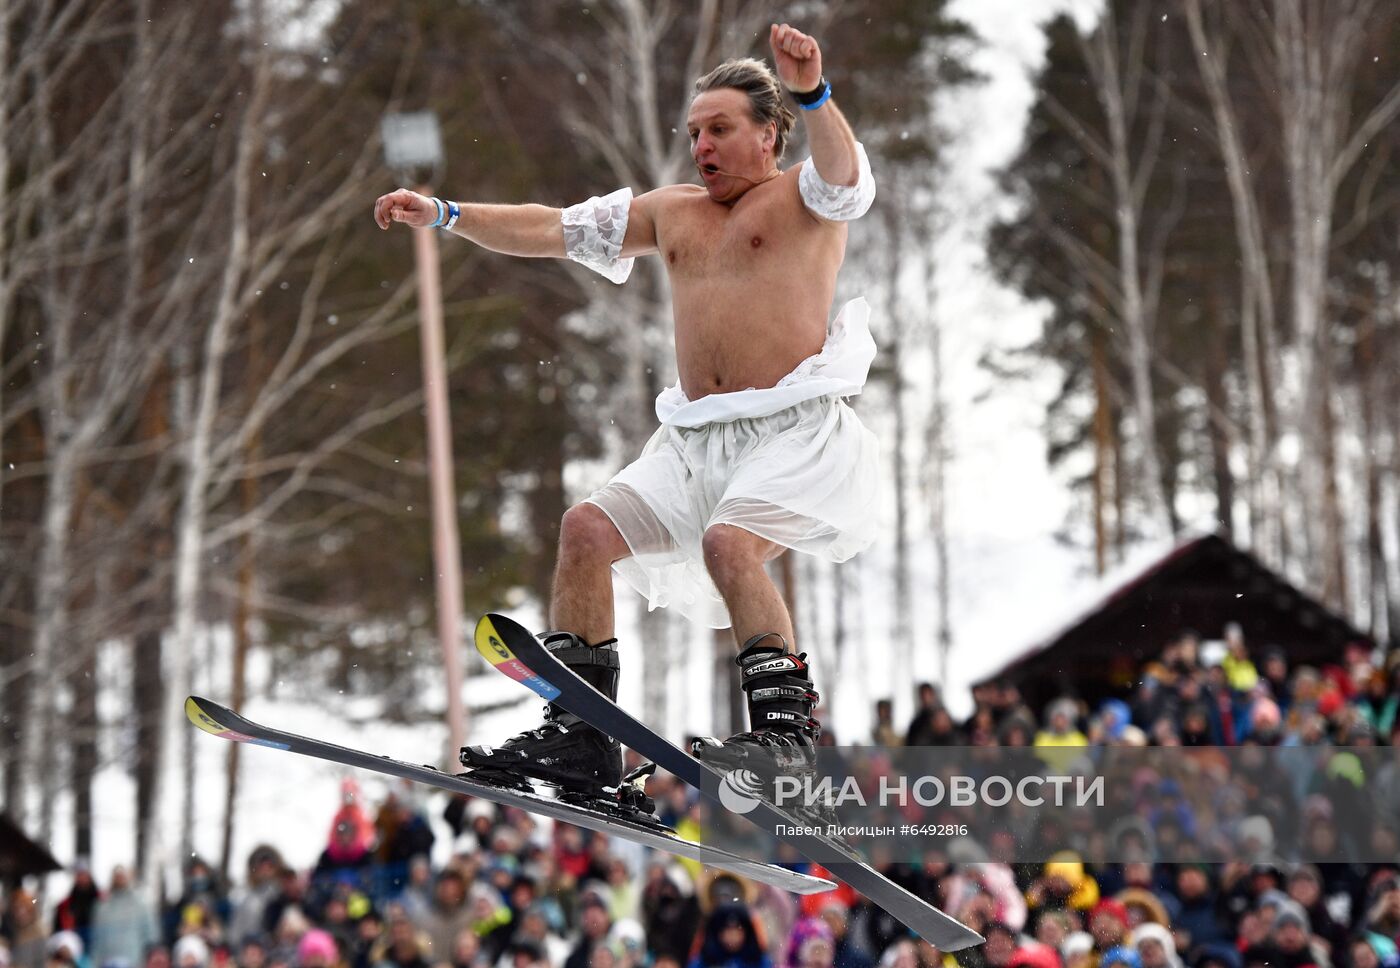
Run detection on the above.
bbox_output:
[411,185,467,763]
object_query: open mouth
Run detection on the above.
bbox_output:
[699,163,720,176]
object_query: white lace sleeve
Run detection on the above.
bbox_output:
[561,187,634,284]
[798,142,876,221]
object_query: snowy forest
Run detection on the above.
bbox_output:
[4,0,1400,894]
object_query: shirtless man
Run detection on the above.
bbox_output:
[373,24,879,795]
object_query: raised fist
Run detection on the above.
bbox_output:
[373,188,436,230]
[769,23,823,94]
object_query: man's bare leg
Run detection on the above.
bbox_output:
[701,524,794,650]
[696,523,821,778]
[549,502,631,644]
[460,502,632,789]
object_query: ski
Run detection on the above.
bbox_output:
[185,696,834,896]
[474,614,984,951]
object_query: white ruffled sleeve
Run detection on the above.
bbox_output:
[798,142,876,221]
[561,187,634,284]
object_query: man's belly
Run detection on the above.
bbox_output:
[674,311,828,398]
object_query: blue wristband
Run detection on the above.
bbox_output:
[429,196,445,227]
[798,81,832,111]
[443,200,460,230]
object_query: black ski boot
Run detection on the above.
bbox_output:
[692,633,823,779]
[461,632,623,798]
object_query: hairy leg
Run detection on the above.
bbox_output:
[550,503,631,643]
[701,524,794,651]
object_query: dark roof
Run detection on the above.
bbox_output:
[977,533,1371,709]
[0,813,61,882]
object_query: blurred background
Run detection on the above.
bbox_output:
[4,1,1400,967]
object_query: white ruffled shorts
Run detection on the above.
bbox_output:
[586,394,881,628]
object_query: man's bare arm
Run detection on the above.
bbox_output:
[373,188,564,257]
[770,23,860,187]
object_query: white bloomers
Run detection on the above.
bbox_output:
[585,298,882,629]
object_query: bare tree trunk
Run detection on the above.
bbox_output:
[221,313,262,882]
[1091,330,1113,574]
[0,0,13,495]
[926,267,953,689]
[1183,0,1284,561]
[1112,405,1127,561]
[881,204,912,689]
[1356,292,1389,638]
[1278,0,1339,597]
[1268,0,1400,600]
[0,0,12,816]
[160,0,272,877]
[1083,5,1172,536]
[133,621,163,878]
[71,637,98,861]
[1204,289,1237,538]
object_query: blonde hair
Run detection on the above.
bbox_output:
[693,57,796,160]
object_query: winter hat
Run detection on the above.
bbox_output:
[1117,888,1170,927]
[1091,899,1130,929]
[1044,853,1087,888]
[1272,901,1310,935]
[1288,864,1323,886]
[1008,944,1063,968]
[47,933,84,961]
[1119,725,1148,747]
[1101,947,1142,968]
[296,930,338,966]
[1132,923,1181,968]
[785,917,835,968]
[1192,943,1242,968]
[1061,932,1094,963]
[609,920,647,960]
[1098,700,1132,739]
[508,939,544,963]
[173,936,210,968]
[1237,816,1275,854]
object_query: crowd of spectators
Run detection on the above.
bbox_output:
[3,626,1399,968]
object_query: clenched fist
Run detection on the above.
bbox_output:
[769,23,823,94]
[373,188,436,230]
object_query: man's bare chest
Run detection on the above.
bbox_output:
[658,191,813,277]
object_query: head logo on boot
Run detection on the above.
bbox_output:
[746,656,803,676]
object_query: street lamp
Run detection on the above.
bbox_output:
[381,111,467,764]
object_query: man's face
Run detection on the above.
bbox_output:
[436,875,464,906]
[1276,923,1307,953]
[1139,939,1167,968]
[687,89,774,203]
[1177,868,1208,899]
[582,905,610,938]
[983,930,1014,967]
[1090,913,1124,946]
